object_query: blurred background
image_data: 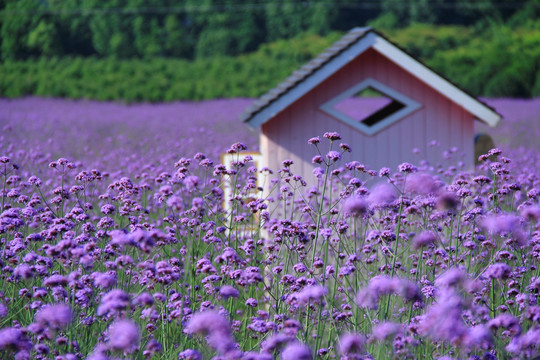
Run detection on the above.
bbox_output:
[1,0,540,102]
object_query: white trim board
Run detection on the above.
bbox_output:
[246,32,378,129]
[319,78,422,136]
[371,36,500,126]
[245,29,501,129]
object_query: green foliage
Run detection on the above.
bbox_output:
[382,23,474,58]
[2,22,540,101]
[0,0,337,60]
[427,25,540,97]
[368,12,399,30]
[0,30,343,101]
[376,0,531,28]
[4,0,536,60]
[1,0,42,59]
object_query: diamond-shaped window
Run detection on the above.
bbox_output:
[320,78,421,135]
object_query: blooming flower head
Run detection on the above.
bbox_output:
[340,143,351,152]
[14,264,34,280]
[488,314,521,336]
[282,159,294,168]
[326,150,341,162]
[0,303,7,318]
[367,183,397,208]
[343,196,367,217]
[0,327,30,351]
[220,285,240,299]
[92,271,117,289]
[295,285,327,306]
[108,319,140,353]
[281,342,312,360]
[339,333,365,356]
[293,263,307,273]
[485,263,512,280]
[462,325,493,350]
[178,349,202,360]
[372,321,402,341]
[43,274,68,287]
[35,304,72,330]
[398,162,417,173]
[307,137,320,145]
[186,311,235,354]
[520,205,540,222]
[261,333,294,353]
[505,326,540,356]
[97,289,130,317]
[435,267,468,290]
[313,167,324,178]
[357,276,422,309]
[437,191,460,210]
[312,155,323,164]
[404,172,440,195]
[28,176,42,187]
[481,214,521,235]
[412,231,437,250]
[418,291,467,344]
[246,298,258,307]
[379,167,390,177]
[323,132,341,141]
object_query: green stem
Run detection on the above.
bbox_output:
[311,162,331,265]
[1,165,6,211]
[385,198,404,320]
[490,278,496,319]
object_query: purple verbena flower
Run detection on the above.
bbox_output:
[281,342,313,360]
[343,196,367,217]
[485,263,512,280]
[339,332,365,356]
[186,311,236,355]
[107,319,140,353]
[178,349,202,360]
[367,184,397,208]
[326,151,341,162]
[35,303,72,330]
[372,321,402,341]
[323,132,341,141]
[220,285,240,299]
[295,285,327,306]
[412,231,437,250]
[307,137,320,145]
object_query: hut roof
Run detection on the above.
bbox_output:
[241,27,501,128]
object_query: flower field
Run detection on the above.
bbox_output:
[0,97,539,360]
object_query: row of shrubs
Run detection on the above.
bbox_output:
[1,24,540,101]
[0,32,341,102]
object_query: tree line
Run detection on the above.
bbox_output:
[2,24,540,100]
[1,0,537,60]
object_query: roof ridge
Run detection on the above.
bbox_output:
[240,27,501,126]
[240,27,372,122]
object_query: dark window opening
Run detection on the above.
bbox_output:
[361,100,405,127]
[332,86,406,127]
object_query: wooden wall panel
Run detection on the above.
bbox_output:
[261,47,478,180]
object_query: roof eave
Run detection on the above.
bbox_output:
[243,28,502,128]
[244,31,378,128]
[371,34,502,127]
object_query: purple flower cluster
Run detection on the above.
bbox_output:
[356,275,423,310]
[0,96,539,359]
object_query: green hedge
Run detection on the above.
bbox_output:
[1,25,540,101]
[0,32,341,101]
[426,26,540,98]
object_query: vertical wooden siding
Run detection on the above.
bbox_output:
[261,48,475,184]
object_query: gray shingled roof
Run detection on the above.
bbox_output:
[240,27,372,123]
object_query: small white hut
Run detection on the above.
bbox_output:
[240,27,501,178]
